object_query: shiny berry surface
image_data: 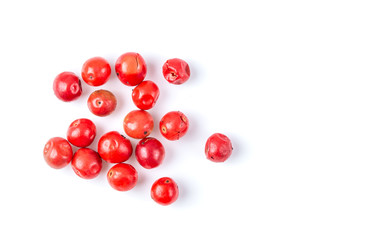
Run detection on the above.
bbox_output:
[151,177,179,206]
[87,89,117,117]
[81,56,111,86]
[205,133,233,162]
[98,131,133,163]
[162,58,190,85]
[159,111,189,140]
[43,137,73,169]
[71,148,102,179]
[132,80,160,110]
[135,137,165,169]
[107,163,138,191]
[123,110,154,139]
[67,118,96,147]
[53,72,82,102]
[115,52,147,86]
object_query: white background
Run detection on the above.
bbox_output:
[0,0,379,239]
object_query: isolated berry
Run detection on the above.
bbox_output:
[205,133,233,162]
[151,177,179,206]
[162,58,190,85]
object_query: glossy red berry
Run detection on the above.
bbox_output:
[132,80,160,110]
[81,57,111,86]
[71,148,102,179]
[162,58,190,85]
[87,89,117,117]
[53,72,82,101]
[43,137,73,169]
[123,110,154,139]
[135,137,165,169]
[67,118,96,147]
[107,163,138,191]
[98,131,133,163]
[159,111,189,141]
[151,177,179,206]
[115,52,147,86]
[205,133,233,162]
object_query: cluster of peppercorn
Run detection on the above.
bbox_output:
[43,52,233,206]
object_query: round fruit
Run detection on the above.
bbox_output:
[135,137,165,169]
[205,133,233,162]
[115,52,147,86]
[71,148,102,179]
[53,72,82,102]
[67,118,96,147]
[159,111,189,140]
[107,163,138,191]
[123,110,154,139]
[87,89,117,117]
[98,131,133,163]
[132,80,160,110]
[162,58,190,85]
[151,177,179,206]
[43,137,73,169]
[81,57,111,86]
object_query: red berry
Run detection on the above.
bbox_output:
[53,72,82,102]
[135,137,165,169]
[81,57,111,86]
[205,133,233,162]
[67,118,96,147]
[123,110,154,139]
[162,58,190,85]
[87,89,117,117]
[43,137,73,169]
[132,80,160,110]
[151,177,179,206]
[115,52,147,86]
[107,163,138,191]
[159,111,189,141]
[98,131,133,163]
[71,148,102,179]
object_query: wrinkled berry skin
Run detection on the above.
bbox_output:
[151,177,179,206]
[162,58,190,85]
[159,111,189,141]
[98,131,133,163]
[53,72,82,101]
[135,137,165,169]
[107,163,138,191]
[43,137,73,169]
[132,80,160,110]
[87,89,117,117]
[123,110,154,139]
[115,52,147,86]
[205,133,233,162]
[71,148,102,179]
[67,118,96,147]
[81,57,111,86]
